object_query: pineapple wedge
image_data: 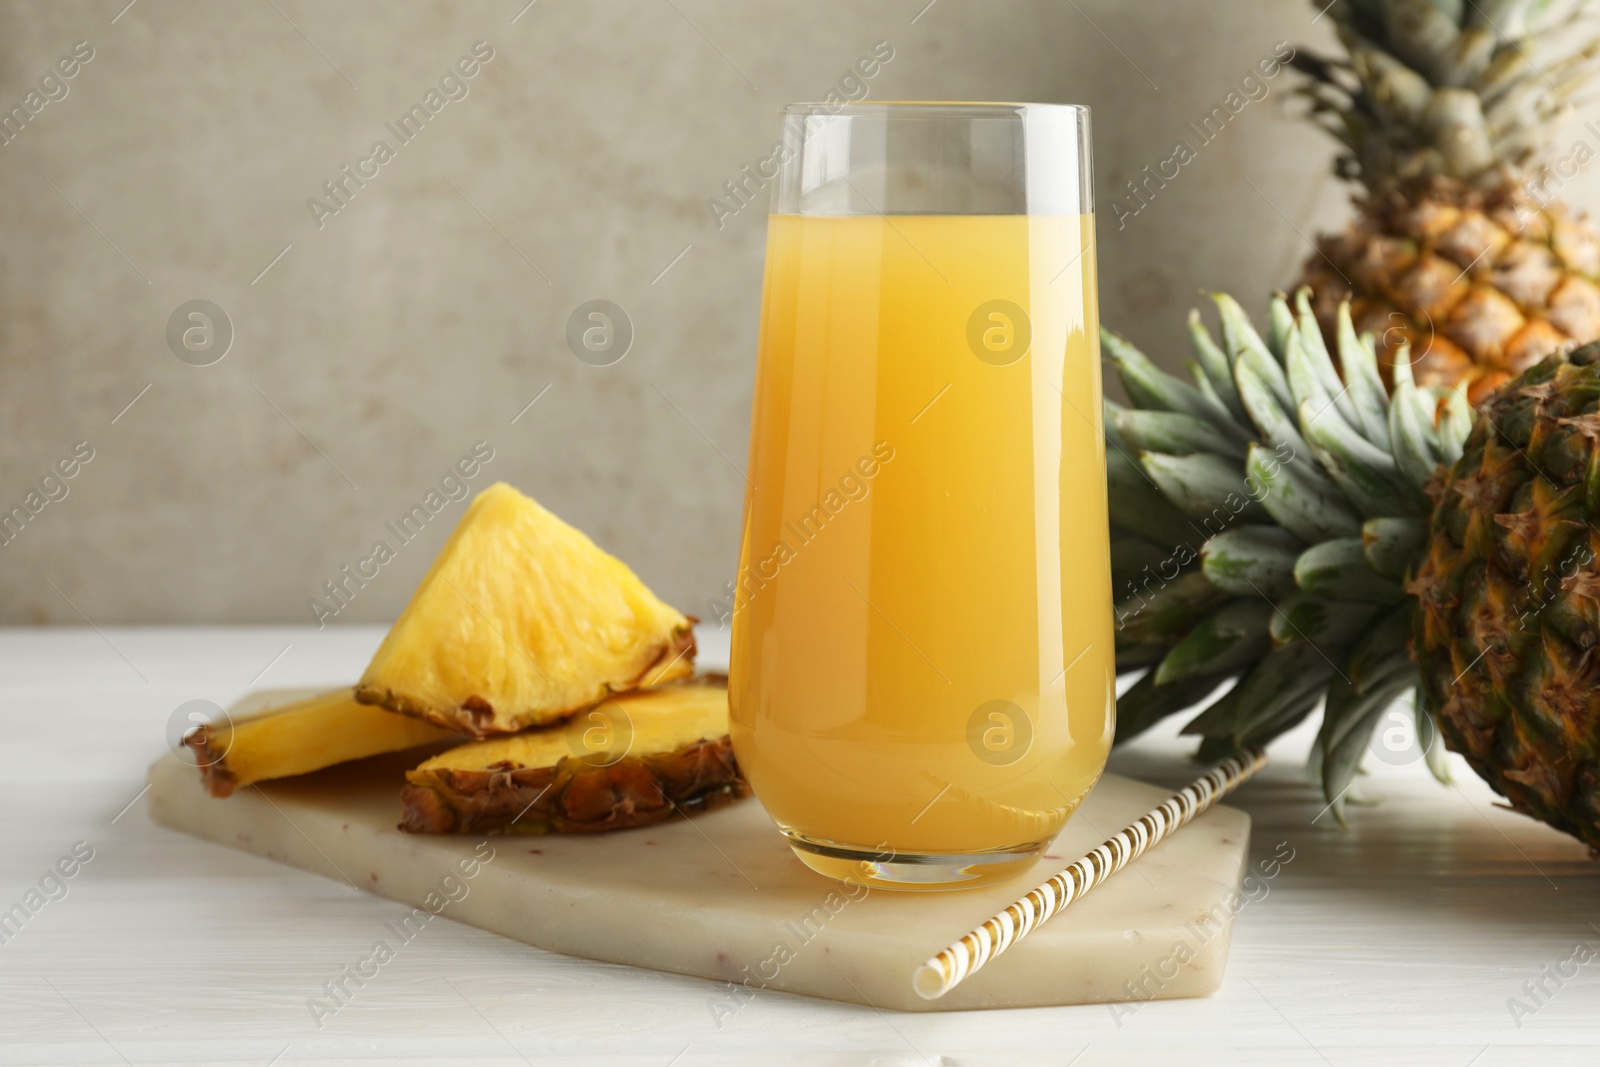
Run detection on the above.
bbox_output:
[400,676,746,834]
[186,689,459,798]
[356,482,695,737]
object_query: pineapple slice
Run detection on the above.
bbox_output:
[186,689,459,798]
[400,677,746,834]
[356,482,695,737]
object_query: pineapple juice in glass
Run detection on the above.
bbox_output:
[730,103,1114,890]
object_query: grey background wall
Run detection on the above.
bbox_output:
[2,0,1594,626]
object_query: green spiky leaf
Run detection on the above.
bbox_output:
[1269,592,1381,647]
[1187,309,1248,424]
[1362,517,1428,579]
[1104,328,1241,436]
[1294,538,1408,604]
[1246,443,1362,542]
[1115,671,1234,746]
[1111,405,1248,460]
[1115,571,1229,651]
[1201,526,1304,598]
[1141,452,1266,525]
[1107,445,1200,549]
[1229,643,1338,743]
[1155,600,1276,684]
[1215,292,1293,413]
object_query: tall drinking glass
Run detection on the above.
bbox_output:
[730,102,1112,891]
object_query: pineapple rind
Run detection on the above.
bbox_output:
[399,677,748,834]
[401,740,747,835]
[1411,349,1600,848]
[1290,2,1600,399]
[1299,182,1600,403]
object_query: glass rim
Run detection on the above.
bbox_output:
[780,101,1090,119]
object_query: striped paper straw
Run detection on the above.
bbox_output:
[912,746,1267,1001]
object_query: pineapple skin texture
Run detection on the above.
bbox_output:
[400,678,747,834]
[1300,179,1600,405]
[357,483,694,737]
[1286,0,1600,403]
[1411,351,1600,850]
[401,738,746,835]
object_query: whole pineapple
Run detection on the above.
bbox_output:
[1108,288,1600,849]
[1291,0,1600,403]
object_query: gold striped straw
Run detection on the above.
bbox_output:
[912,747,1267,1001]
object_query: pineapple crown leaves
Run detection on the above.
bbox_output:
[1104,288,1474,818]
[1291,0,1600,188]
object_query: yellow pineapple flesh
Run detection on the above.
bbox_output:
[185,689,459,798]
[400,676,746,834]
[356,482,694,737]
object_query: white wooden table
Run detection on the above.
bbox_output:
[2,626,1597,1065]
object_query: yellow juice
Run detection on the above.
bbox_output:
[730,212,1115,888]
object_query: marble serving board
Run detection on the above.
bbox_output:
[147,690,1253,1013]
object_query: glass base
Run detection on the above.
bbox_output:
[782,832,1046,891]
